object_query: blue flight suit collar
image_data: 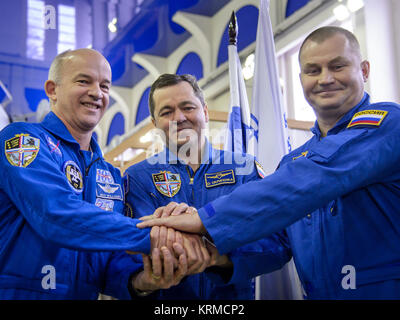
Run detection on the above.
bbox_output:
[310,92,370,139]
[40,111,102,157]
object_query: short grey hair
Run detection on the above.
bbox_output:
[299,26,361,61]
[48,50,73,84]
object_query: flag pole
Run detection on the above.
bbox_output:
[229,11,238,46]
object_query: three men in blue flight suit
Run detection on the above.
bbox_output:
[0,49,181,299]
[125,74,291,299]
[138,27,400,299]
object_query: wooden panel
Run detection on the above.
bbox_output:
[208,110,228,122]
[103,121,155,164]
[287,119,314,131]
[120,151,148,174]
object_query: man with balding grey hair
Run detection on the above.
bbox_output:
[0,49,186,299]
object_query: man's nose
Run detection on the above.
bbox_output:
[88,83,103,100]
[173,108,186,122]
[318,69,335,85]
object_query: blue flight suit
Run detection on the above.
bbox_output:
[0,111,150,299]
[125,141,291,300]
[198,93,400,299]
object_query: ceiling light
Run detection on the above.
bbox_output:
[347,0,364,13]
[243,53,255,81]
[333,4,350,21]
[108,18,117,33]
[108,23,117,33]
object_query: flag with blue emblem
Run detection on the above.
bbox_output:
[224,10,256,298]
[249,0,291,172]
[250,0,302,300]
[224,19,251,155]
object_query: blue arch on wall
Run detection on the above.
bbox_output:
[217,5,259,67]
[25,88,48,112]
[286,0,309,17]
[176,52,203,80]
[135,87,151,125]
[107,112,125,145]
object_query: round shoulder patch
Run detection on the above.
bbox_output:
[63,160,83,193]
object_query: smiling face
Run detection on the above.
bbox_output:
[299,33,370,122]
[152,81,209,150]
[45,49,111,135]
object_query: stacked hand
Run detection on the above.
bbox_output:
[137,202,206,234]
[131,202,231,294]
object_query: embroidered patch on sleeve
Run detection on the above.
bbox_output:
[5,134,40,167]
[255,160,266,179]
[205,169,235,188]
[45,135,61,156]
[152,171,181,197]
[63,160,83,193]
[347,110,388,128]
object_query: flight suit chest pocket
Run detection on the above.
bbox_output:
[307,129,367,163]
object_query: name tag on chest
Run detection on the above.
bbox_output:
[205,169,235,188]
[96,182,123,200]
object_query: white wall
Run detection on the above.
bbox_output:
[364,0,400,104]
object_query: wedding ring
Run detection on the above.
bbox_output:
[151,273,161,280]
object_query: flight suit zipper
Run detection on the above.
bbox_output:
[185,165,204,298]
[186,166,194,185]
[186,166,195,203]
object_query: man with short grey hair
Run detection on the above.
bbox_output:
[0,49,183,299]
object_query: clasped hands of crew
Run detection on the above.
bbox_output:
[129,202,230,294]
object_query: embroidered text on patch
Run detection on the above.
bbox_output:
[152,171,181,197]
[347,110,388,128]
[95,198,114,211]
[5,134,40,167]
[205,170,235,188]
[96,182,123,200]
[96,169,114,183]
[63,160,83,193]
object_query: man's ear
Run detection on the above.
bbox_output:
[361,60,370,82]
[44,80,57,103]
[203,104,209,123]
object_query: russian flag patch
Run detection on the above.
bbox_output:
[347,110,388,128]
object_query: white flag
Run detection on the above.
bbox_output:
[224,45,252,155]
[225,23,257,299]
[250,0,303,300]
